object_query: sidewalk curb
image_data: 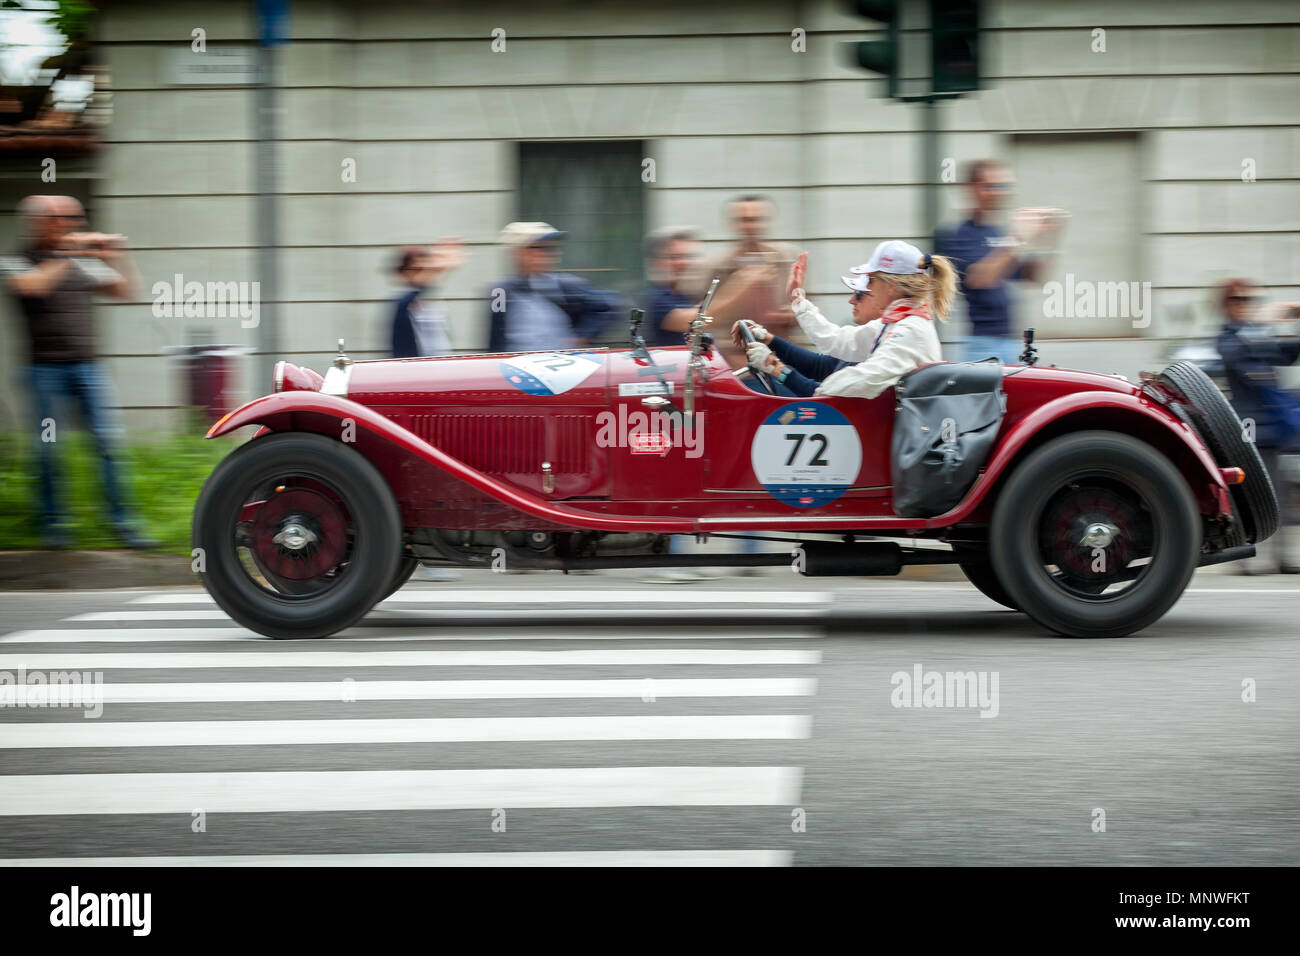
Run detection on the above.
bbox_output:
[0,550,197,590]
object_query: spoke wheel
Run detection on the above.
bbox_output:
[194,433,401,639]
[991,431,1199,638]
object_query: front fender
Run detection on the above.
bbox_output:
[931,390,1231,526]
[205,392,696,534]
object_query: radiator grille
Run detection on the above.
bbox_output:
[409,413,592,475]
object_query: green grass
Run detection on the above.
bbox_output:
[0,426,232,554]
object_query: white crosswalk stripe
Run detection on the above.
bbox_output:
[126,589,831,605]
[0,766,804,816]
[0,647,821,669]
[1,715,813,748]
[0,677,816,703]
[0,588,822,866]
[1,628,821,644]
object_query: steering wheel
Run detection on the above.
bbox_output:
[739,321,778,395]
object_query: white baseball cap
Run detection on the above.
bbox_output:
[840,269,873,293]
[851,240,927,276]
[501,221,567,247]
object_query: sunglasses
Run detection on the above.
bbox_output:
[1227,295,1260,304]
[851,291,867,303]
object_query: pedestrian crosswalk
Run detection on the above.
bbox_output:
[0,587,821,867]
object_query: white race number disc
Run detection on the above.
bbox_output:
[500,352,604,396]
[750,403,862,507]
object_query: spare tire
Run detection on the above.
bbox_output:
[1157,360,1279,543]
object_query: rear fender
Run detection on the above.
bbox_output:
[205,393,696,533]
[934,391,1232,526]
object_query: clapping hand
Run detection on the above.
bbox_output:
[427,237,467,276]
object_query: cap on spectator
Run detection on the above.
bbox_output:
[501,221,567,247]
[851,240,926,275]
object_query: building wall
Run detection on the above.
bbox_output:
[2,0,1296,435]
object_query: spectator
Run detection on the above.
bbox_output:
[641,226,701,347]
[486,222,623,353]
[1215,278,1300,574]
[390,238,466,358]
[934,159,1066,364]
[691,195,799,367]
[0,194,155,550]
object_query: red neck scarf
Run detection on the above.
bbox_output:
[872,300,932,353]
[880,299,932,324]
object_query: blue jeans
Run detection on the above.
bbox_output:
[28,362,131,532]
[963,335,1022,365]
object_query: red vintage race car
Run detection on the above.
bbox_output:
[193,311,1277,641]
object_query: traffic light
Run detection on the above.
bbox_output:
[845,0,900,99]
[930,0,980,94]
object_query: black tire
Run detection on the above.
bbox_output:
[384,556,419,601]
[193,432,402,639]
[990,431,1200,638]
[1158,360,1279,543]
[953,547,1020,611]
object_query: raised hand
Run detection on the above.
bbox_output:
[787,251,808,299]
[428,237,467,275]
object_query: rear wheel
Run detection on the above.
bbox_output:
[1158,360,1278,543]
[953,547,1020,611]
[990,431,1200,638]
[192,432,402,639]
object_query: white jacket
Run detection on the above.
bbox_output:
[792,295,943,399]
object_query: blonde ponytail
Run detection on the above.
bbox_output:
[881,253,958,322]
[926,254,957,321]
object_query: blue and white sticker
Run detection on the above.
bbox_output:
[500,352,604,396]
[750,403,862,508]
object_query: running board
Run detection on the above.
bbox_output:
[410,539,958,575]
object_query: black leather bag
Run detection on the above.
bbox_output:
[890,359,1007,518]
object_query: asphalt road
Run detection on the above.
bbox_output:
[0,568,1297,866]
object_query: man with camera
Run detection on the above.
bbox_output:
[2,194,154,550]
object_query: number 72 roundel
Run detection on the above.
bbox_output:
[750,403,863,508]
[500,352,604,396]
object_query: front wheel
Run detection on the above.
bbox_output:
[990,431,1200,638]
[383,555,419,601]
[192,432,402,639]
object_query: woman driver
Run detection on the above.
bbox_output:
[731,240,957,399]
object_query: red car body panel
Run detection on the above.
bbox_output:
[207,345,1232,534]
